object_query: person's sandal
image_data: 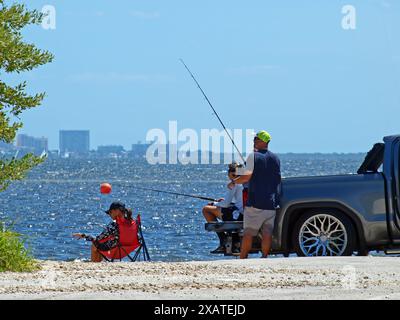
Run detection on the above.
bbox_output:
[210,245,225,254]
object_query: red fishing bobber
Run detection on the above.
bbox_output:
[100,183,112,194]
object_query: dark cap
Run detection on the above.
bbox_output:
[105,201,126,215]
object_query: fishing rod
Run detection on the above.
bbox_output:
[131,185,218,202]
[179,59,246,164]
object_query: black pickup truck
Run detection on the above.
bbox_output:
[206,135,400,257]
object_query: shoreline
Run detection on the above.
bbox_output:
[1,256,400,300]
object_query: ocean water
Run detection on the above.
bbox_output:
[0,154,365,261]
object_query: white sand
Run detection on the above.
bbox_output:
[1,256,400,300]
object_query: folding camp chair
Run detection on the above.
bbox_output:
[95,214,150,262]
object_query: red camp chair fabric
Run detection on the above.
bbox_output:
[97,216,141,261]
[118,216,139,247]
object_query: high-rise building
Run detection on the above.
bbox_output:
[131,141,150,158]
[16,134,48,155]
[59,130,90,156]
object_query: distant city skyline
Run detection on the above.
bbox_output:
[16,130,151,152]
[8,130,370,156]
[1,131,370,162]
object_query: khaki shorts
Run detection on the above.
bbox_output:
[243,206,276,236]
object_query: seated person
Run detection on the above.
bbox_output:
[73,201,133,262]
[202,162,244,253]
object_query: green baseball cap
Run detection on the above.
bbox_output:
[256,130,271,143]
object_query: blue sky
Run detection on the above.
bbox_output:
[12,0,400,152]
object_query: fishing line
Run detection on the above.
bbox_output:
[180,59,246,164]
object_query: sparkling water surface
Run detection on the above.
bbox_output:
[0,154,365,261]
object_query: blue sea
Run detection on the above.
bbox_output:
[0,154,364,261]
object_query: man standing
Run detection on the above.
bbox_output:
[228,130,281,259]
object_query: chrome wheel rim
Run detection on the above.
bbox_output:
[299,214,348,256]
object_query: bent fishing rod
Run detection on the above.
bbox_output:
[179,59,246,164]
[131,185,217,202]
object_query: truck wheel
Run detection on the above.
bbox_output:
[292,209,356,257]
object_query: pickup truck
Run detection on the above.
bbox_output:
[205,135,400,256]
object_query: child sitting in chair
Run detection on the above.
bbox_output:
[73,201,133,262]
[202,162,244,254]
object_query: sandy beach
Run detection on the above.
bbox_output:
[0,256,399,300]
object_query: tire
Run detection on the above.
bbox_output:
[292,209,357,257]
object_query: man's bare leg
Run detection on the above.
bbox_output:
[240,233,253,259]
[202,206,221,222]
[91,244,103,262]
[261,233,273,258]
